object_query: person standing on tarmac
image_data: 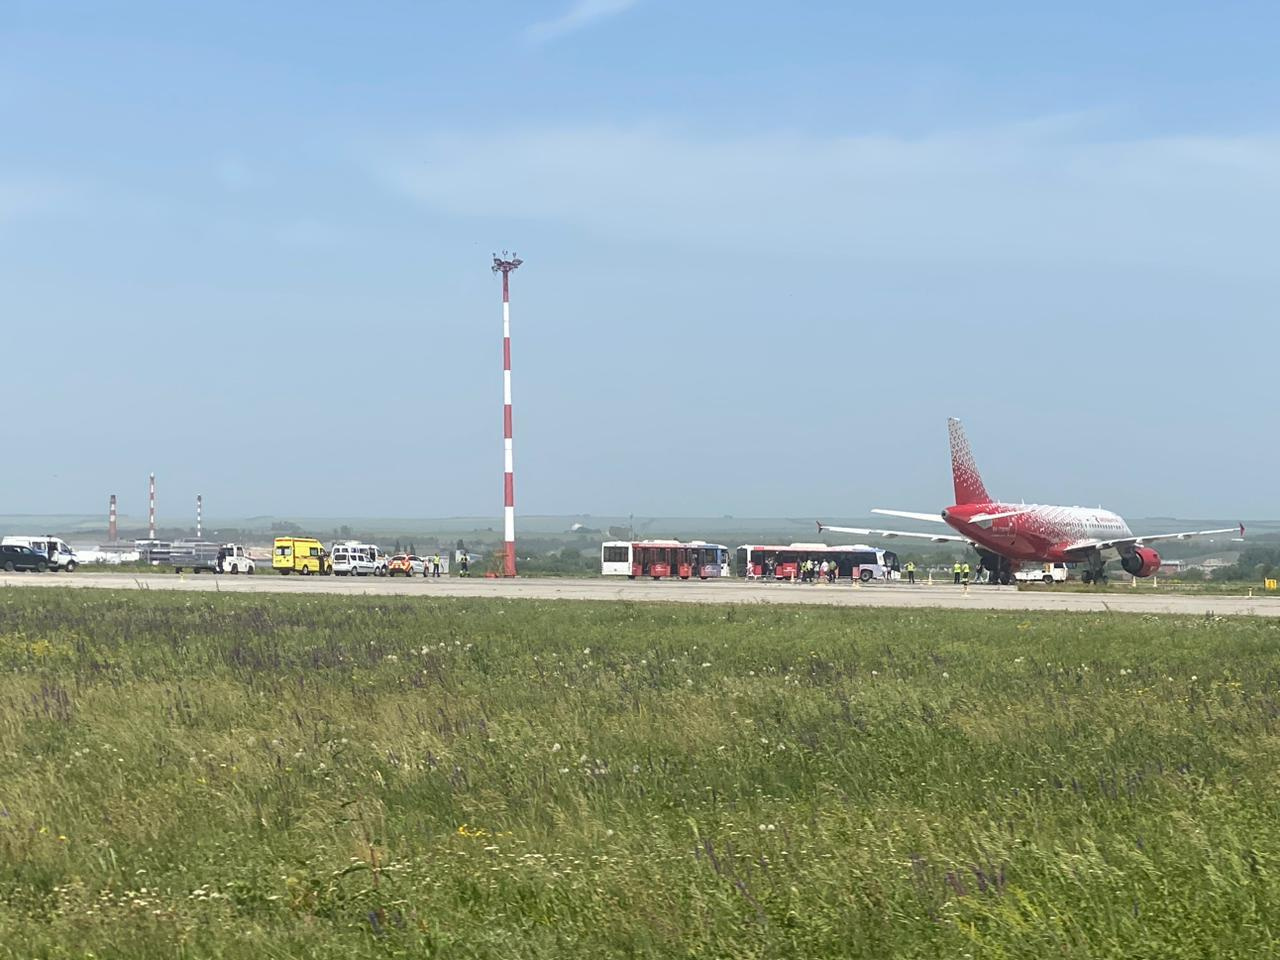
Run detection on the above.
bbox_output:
[460,552,470,577]
[961,561,971,585]
[953,560,962,584]
[905,560,915,584]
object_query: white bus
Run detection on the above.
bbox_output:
[736,543,899,582]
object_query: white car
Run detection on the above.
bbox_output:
[331,546,377,577]
[331,541,389,576]
[388,555,426,576]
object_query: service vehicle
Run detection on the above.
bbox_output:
[216,544,256,574]
[331,544,378,577]
[688,541,732,578]
[1014,562,1069,584]
[0,543,49,572]
[332,541,389,576]
[272,536,330,575]
[600,540,706,580]
[2,535,78,571]
[388,554,426,576]
[735,543,899,582]
[170,539,220,574]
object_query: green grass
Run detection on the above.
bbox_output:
[2,590,1280,958]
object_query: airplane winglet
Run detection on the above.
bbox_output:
[1240,522,1246,537]
[816,520,824,533]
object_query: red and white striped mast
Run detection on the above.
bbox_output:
[492,252,523,578]
[108,494,117,542]
[196,495,203,539]
[148,473,156,539]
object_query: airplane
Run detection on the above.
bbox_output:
[818,417,1243,585]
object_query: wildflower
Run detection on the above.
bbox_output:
[551,743,562,753]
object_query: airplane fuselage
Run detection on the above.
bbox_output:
[943,502,1133,563]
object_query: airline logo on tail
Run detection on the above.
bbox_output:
[949,417,990,506]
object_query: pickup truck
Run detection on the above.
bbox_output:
[1014,562,1069,584]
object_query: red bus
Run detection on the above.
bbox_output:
[600,540,731,580]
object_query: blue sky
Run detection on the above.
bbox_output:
[3,1,1277,522]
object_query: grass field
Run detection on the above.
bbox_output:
[2,591,1279,958]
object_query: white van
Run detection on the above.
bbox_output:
[331,541,387,577]
[1,536,78,571]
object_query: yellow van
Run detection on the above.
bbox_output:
[272,537,330,575]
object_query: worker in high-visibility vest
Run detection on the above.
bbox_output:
[961,562,971,585]
[905,560,916,584]
[953,561,962,585]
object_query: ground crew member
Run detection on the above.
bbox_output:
[460,552,470,577]
[961,561,971,585]
[953,561,962,584]
[905,560,915,584]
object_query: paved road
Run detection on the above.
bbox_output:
[2,572,1277,616]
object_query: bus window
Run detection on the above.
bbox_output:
[603,546,630,563]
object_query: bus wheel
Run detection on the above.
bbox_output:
[628,575,636,580]
[302,567,312,576]
[859,569,873,583]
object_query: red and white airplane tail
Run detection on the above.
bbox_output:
[949,417,991,506]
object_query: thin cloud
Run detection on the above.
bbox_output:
[0,174,75,228]
[527,0,640,43]
[377,120,1280,276]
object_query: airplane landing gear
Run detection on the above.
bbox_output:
[979,552,1015,585]
[1081,555,1108,585]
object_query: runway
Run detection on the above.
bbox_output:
[2,572,1277,616]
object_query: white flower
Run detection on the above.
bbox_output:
[551,742,562,753]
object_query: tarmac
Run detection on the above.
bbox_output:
[2,572,1278,616]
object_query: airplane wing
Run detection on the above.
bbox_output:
[1061,523,1244,556]
[871,508,947,524]
[817,521,972,545]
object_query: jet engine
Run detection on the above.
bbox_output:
[1120,547,1162,578]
